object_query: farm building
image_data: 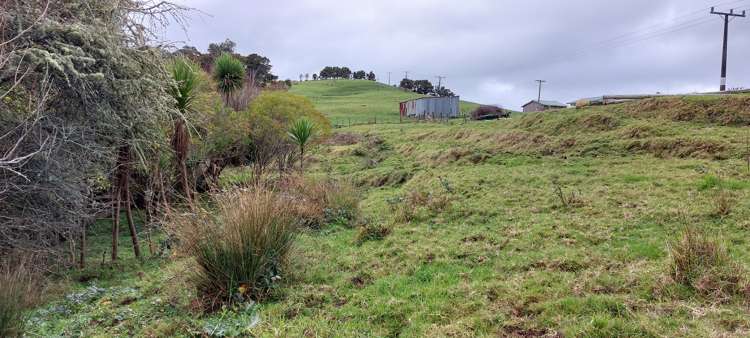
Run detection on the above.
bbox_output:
[400,96,460,119]
[521,100,567,113]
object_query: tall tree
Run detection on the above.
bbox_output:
[168,58,200,206]
[340,67,352,79]
[0,0,181,262]
[399,78,415,90]
[242,53,277,84]
[367,71,376,81]
[208,39,236,57]
[353,70,366,80]
[413,80,434,94]
[435,86,455,97]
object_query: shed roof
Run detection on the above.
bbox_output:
[522,100,567,108]
[400,96,459,104]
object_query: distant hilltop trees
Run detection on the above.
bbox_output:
[318,66,376,81]
[399,78,455,97]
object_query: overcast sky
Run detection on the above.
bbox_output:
[167,0,750,109]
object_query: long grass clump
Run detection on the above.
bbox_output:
[172,189,296,310]
[0,259,42,337]
[668,227,748,302]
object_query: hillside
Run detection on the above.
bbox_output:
[27,95,750,336]
[289,79,480,124]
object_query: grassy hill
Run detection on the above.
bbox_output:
[28,95,750,336]
[289,79,480,125]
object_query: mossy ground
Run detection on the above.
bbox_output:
[28,87,750,337]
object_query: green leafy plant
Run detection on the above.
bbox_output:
[169,57,200,204]
[288,118,315,171]
[213,53,246,107]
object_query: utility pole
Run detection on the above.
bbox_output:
[436,76,446,89]
[535,80,546,102]
[404,71,409,80]
[711,7,746,91]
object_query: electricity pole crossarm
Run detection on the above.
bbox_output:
[436,76,446,88]
[711,7,746,91]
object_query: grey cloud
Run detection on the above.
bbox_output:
[170,0,750,109]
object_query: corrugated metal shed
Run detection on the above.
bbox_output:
[522,100,567,108]
[400,96,460,119]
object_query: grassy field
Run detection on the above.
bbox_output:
[289,79,481,125]
[27,93,750,336]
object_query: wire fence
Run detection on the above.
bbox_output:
[332,114,472,128]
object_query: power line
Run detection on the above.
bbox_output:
[711,6,747,91]
[548,2,750,63]
[588,0,748,48]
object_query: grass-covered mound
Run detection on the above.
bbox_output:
[289,79,480,124]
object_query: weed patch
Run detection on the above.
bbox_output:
[0,259,43,337]
[282,176,360,228]
[355,223,392,245]
[628,96,750,126]
[668,227,749,303]
[626,138,727,159]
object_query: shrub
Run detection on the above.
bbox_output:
[470,105,509,120]
[0,260,42,337]
[247,92,331,136]
[712,190,735,217]
[171,190,296,309]
[282,176,360,228]
[356,223,392,245]
[668,227,748,302]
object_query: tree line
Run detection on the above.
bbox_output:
[316,66,376,81]
[175,39,283,88]
[399,78,455,97]
[0,0,328,271]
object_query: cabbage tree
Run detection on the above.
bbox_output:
[288,119,315,171]
[169,57,199,204]
[212,53,245,108]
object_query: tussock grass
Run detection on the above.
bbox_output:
[355,222,392,245]
[668,227,749,302]
[281,176,360,228]
[0,259,43,337]
[171,189,296,309]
